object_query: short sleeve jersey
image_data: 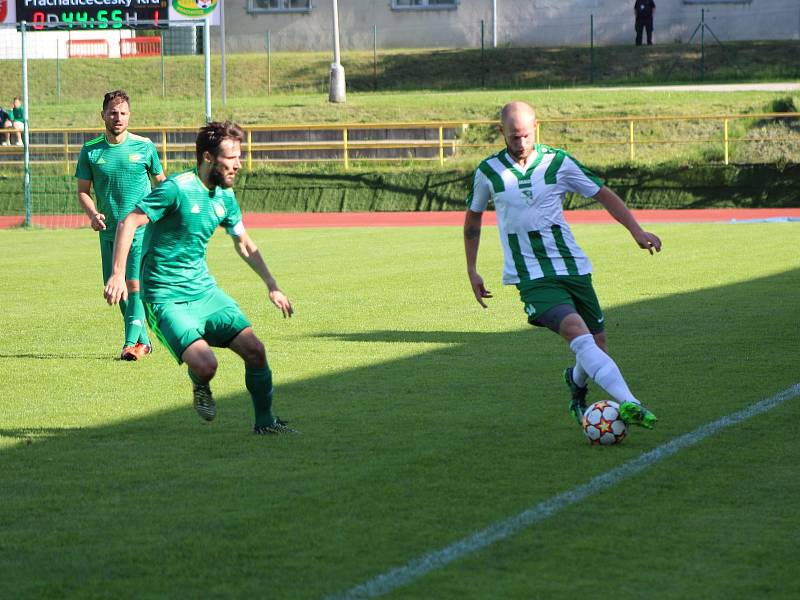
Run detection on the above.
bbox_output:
[137,169,244,303]
[10,105,24,122]
[467,144,604,285]
[75,131,163,241]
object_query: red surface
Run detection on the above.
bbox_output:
[2,208,799,230]
[239,208,800,228]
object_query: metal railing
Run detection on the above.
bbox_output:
[529,112,800,164]
[1,113,797,172]
[0,123,462,172]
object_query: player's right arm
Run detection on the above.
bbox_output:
[464,167,493,308]
[76,179,106,231]
[104,208,150,305]
[464,209,492,308]
[75,144,106,231]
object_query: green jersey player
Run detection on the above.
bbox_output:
[76,90,166,361]
[464,101,661,429]
[104,121,297,435]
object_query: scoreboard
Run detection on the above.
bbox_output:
[16,0,169,28]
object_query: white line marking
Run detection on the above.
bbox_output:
[328,383,800,600]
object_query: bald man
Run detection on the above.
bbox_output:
[464,101,661,430]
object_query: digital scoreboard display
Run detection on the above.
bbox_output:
[16,0,169,29]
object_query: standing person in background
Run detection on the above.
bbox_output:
[76,90,166,361]
[634,0,656,46]
[464,101,661,430]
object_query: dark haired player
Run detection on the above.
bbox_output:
[104,121,297,435]
[77,90,166,361]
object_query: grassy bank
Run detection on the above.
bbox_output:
[0,40,796,128]
[3,40,799,106]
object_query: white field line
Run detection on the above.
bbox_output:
[328,383,800,600]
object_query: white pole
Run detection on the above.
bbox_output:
[203,17,212,122]
[492,0,497,48]
[220,0,227,106]
[329,0,346,103]
[21,22,31,227]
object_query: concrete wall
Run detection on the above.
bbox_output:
[222,0,800,52]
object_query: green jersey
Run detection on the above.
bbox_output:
[136,169,244,303]
[75,131,163,241]
[10,105,24,122]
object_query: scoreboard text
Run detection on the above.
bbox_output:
[17,0,168,28]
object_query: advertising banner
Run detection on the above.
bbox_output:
[2,0,219,27]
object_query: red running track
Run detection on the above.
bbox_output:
[2,208,800,230]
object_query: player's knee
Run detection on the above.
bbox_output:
[193,355,218,381]
[242,338,266,368]
[558,311,590,340]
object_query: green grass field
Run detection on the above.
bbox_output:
[22,86,800,129]
[1,222,799,598]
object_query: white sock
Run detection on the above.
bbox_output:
[569,334,639,405]
[572,361,589,388]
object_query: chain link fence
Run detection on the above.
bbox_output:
[0,19,212,226]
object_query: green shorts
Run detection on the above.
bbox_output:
[516,274,605,334]
[144,288,252,364]
[100,231,143,283]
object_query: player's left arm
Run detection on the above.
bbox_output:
[231,229,293,318]
[148,142,167,185]
[593,186,662,254]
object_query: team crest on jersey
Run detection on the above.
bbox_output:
[213,203,225,218]
[89,149,104,163]
[519,180,534,205]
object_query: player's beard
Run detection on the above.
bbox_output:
[106,123,126,136]
[507,145,530,163]
[208,162,235,189]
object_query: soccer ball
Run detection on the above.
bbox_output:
[582,400,627,445]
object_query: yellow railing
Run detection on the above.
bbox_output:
[462,112,800,166]
[0,113,797,171]
[0,122,465,172]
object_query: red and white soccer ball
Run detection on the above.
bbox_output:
[582,400,628,445]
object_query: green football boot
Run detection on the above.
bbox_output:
[564,367,589,426]
[619,401,657,429]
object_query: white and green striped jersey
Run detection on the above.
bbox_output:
[467,145,604,285]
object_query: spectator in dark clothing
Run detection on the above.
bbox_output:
[634,0,656,46]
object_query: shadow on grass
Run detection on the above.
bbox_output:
[1,268,799,598]
[563,164,800,210]
[344,42,800,93]
[0,352,113,360]
[238,169,472,211]
[0,427,84,440]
